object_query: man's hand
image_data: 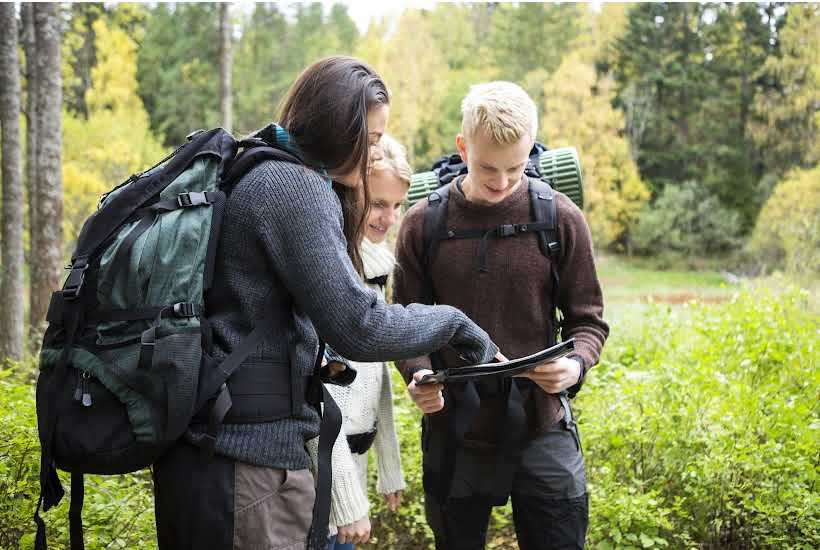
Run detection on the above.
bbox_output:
[337,515,371,545]
[383,490,403,512]
[407,370,444,413]
[516,356,582,394]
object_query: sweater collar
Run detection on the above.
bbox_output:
[451,174,530,215]
[251,123,331,184]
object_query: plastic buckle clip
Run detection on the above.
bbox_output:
[62,260,89,300]
[177,192,209,208]
[497,224,516,237]
[172,302,196,318]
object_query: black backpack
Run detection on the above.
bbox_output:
[35,126,340,550]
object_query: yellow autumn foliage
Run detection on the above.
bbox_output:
[62,19,165,253]
[749,165,820,275]
[541,53,649,250]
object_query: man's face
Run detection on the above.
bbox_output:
[457,130,533,205]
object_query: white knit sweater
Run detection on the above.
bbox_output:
[308,238,406,534]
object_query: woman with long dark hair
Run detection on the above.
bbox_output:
[152,57,496,549]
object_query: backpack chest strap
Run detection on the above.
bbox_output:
[437,221,557,273]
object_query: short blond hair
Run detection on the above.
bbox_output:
[461,81,538,144]
[371,134,412,188]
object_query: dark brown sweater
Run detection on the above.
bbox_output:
[393,176,609,443]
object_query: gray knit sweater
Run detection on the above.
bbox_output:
[198,160,497,470]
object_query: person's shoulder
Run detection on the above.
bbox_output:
[400,196,429,232]
[553,189,587,226]
[233,160,334,207]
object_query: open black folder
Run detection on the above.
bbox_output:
[416,338,576,385]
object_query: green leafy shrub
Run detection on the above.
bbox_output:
[0,366,156,550]
[578,281,819,549]
[2,282,816,549]
[632,181,743,262]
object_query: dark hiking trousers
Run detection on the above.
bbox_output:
[425,426,588,550]
[153,440,315,550]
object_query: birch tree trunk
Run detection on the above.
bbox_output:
[22,3,38,282]
[0,4,25,360]
[219,3,233,132]
[29,3,63,347]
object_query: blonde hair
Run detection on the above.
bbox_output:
[461,81,538,144]
[371,134,412,188]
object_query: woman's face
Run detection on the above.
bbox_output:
[333,104,390,188]
[365,170,408,244]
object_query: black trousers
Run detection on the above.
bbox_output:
[425,427,588,550]
[427,492,588,550]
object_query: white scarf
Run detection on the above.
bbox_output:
[361,237,396,282]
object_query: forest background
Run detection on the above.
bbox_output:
[0,2,817,549]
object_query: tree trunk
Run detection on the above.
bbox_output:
[22,3,38,277]
[0,4,25,361]
[29,3,63,348]
[219,3,233,132]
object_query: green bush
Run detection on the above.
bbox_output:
[632,181,743,261]
[578,281,819,549]
[0,366,156,550]
[748,165,820,276]
[2,282,817,549]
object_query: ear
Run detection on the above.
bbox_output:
[456,134,468,162]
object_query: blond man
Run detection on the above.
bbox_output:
[394,82,609,549]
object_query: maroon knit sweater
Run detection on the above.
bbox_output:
[393,177,609,443]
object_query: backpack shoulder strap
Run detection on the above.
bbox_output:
[421,183,453,304]
[528,176,563,343]
[528,176,560,260]
[222,143,305,190]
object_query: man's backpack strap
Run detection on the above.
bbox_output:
[528,177,563,340]
[421,184,453,304]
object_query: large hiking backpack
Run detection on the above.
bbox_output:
[34,126,340,550]
[411,143,586,505]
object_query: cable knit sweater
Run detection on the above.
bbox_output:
[309,238,407,534]
[196,158,498,470]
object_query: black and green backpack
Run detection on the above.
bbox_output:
[34,126,341,550]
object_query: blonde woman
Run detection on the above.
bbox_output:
[323,135,413,549]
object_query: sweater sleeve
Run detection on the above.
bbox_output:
[392,201,435,384]
[555,195,610,371]
[373,362,406,495]
[241,162,497,365]
[306,427,369,532]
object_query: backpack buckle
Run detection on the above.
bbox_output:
[177,192,209,208]
[172,302,196,318]
[548,241,560,253]
[497,224,515,238]
[62,259,89,300]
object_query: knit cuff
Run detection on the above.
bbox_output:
[566,354,587,397]
[329,469,370,529]
[377,468,406,496]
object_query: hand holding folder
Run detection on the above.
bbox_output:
[417,339,576,386]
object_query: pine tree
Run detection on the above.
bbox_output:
[751,4,819,177]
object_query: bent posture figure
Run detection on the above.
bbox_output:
[152,57,497,550]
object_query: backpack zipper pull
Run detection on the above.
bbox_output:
[81,372,93,407]
[73,371,83,403]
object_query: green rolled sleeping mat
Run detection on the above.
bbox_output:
[407,144,584,210]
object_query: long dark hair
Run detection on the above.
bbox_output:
[279,56,389,274]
